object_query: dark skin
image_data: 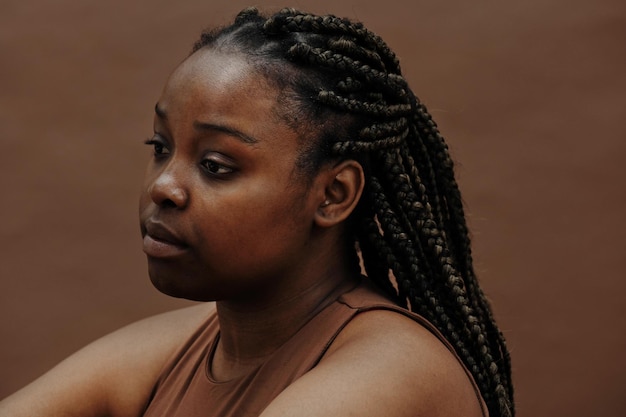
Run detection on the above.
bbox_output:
[0,47,484,417]
[139,48,364,377]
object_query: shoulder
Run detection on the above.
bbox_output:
[0,302,215,417]
[102,302,215,352]
[261,307,485,417]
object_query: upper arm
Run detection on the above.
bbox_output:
[0,303,214,417]
[260,310,485,417]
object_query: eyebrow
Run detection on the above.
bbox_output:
[193,121,258,145]
[154,103,258,145]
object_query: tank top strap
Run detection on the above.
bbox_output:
[335,281,489,417]
[144,279,488,417]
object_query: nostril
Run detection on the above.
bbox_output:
[161,199,178,209]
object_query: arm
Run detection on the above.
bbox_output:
[260,310,485,417]
[0,303,214,417]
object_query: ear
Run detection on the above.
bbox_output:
[314,160,365,228]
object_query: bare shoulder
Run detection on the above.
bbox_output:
[102,302,215,350]
[261,309,485,417]
[0,302,214,417]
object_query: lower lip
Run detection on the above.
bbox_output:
[143,235,188,259]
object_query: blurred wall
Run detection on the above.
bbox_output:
[1,0,625,416]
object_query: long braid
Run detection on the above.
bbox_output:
[194,7,514,416]
[411,95,515,403]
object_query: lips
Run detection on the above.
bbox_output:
[142,220,188,259]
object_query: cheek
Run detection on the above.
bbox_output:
[194,182,310,256]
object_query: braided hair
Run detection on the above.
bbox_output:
[192,7,514,417]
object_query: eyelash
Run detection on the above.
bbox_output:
[144,137,169,156]
[144,137,235,178]
[201,159,234,176]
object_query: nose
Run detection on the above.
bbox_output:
[148,163,189,209]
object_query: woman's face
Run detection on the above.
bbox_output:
[139,48,323,302]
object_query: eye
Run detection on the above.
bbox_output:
[144,137,171,157]
[201,158,234,176]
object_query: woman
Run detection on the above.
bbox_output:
[0,7,514,417]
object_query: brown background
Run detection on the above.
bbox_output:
[1,0,625,415]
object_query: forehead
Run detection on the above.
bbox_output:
[158,48,283,134]
[168,48,257,95]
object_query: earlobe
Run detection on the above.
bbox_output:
[314,160,365,228]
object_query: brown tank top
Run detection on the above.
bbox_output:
[142,280,488,417]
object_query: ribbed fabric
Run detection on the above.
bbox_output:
[142,280,487,417]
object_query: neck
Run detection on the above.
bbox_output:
[212,258,359,380]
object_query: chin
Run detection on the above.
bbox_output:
[147,266,218,302]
